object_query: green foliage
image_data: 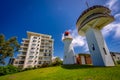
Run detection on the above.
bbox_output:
[0,65,20,76]
[0,65,120,80]
[51,57,63,66]
[117,60,120,64]
[41,63,49,67]
[0,34,20,65]
[23,67,33,71]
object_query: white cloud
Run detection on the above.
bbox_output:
[70,29,89,52]
[106,0,117,9]
[61,29,89,52]
[69,13,120,52]
[115,13,120,18]
[105,0,119,13]
[102,13,120,38]
[63,0,120,53]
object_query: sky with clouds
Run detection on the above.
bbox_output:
[0,0,120,60]
[70,0,120,54]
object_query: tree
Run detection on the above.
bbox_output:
[52,57,63,66]
[0,34,20,65]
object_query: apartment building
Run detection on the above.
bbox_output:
[12,31,54,69]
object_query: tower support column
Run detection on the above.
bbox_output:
[85,28,114,66]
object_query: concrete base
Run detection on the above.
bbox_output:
[86,28,115,66]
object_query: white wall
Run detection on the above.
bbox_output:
[86,28,114,66]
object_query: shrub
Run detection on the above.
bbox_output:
[41,63,49,68]
[51,57,63,66]
[0,66,5,75]
[0,65,20,76]
[117,60,120,64]
[23,67,33,71]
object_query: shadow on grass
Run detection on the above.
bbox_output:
[61,64,109,69]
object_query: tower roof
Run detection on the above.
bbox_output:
[64,31,70,36]
[62,31,73,41]
[76,5,114,36]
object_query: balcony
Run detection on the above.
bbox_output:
[20,45,28,48]
[19,49,27,52]
[18,53,26,56]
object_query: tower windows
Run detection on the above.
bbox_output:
[103,47,107,55]
[64,56,66,58]
[92,44,95,51]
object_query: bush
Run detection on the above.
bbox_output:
[23,67,33,71]
[0,66,5,75]
[51,57,63,66]
[0,65,20,76]
[41,63,49,68]
[117,60,120,64]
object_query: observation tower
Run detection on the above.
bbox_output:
[62,31,76,64]
[76,5,115,66]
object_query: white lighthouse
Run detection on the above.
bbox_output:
[62,31,76,64]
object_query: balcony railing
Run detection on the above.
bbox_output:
[79,13,111,30]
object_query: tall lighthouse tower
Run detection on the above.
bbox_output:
[76,5,115,66]
[63,31,76,64]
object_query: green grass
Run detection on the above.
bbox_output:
[0,65,120,80]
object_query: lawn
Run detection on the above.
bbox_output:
[0,65,120,80]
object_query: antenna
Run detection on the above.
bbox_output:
[85,1,89,8]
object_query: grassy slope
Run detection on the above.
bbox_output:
[0,65,120,80]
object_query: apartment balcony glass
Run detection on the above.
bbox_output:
[19,61,24,64]
[28,56,34,59]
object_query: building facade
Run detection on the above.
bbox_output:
[76,52,120,65]
[110,52,120,64]
[76,53,92,65]
[12,31,54,69]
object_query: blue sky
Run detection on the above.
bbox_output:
[0,0,120,61]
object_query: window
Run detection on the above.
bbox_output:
[44,53,47,56]
[32,44,36,46]
[31,47,35,50]
[15,61,18,64]
[49,50,51,52]
[33,37,37,39]
[19,61,24,64]
[64,56,66,58]
[24,44,28,46]
[34,60,37,64]
[33,40,37,42]
[92,44,95,51]
[40,49,44,52]
[45,50,47,52]
[36,52,38,54]
[35,56,37,58]
[30,51,34,54]
[49,54,51,56]
[103,48,107,55]
[118,57,120,60]
[39,57,42,60]
[29,56,34,59]
[39,61,41,64]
